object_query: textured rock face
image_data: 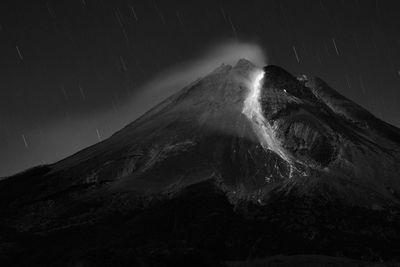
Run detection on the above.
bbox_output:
[1,60,400,265]
[278,118,336,165]
[252,65,400,208]
[258,66,338,167]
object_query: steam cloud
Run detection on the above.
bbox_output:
[123,41,267,124]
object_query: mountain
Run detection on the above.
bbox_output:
[1,59,400,266]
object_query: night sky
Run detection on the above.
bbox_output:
[1,0,399,177]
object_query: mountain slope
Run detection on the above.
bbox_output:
[1,59,400,266]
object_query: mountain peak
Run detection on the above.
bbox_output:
[235,58,256,67]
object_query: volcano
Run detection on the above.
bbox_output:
[1,59,400,266]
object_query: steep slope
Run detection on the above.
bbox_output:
[1,60,400,266]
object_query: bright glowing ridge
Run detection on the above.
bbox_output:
[243,70,291,164]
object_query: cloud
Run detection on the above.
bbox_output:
[122,40,267,123]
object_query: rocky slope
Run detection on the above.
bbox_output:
[1,59,400,266]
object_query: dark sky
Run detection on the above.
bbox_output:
[1,0,400,177]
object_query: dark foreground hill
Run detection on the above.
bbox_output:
[1,59,400,266]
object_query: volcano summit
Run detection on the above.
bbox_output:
[1,59,400,266]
